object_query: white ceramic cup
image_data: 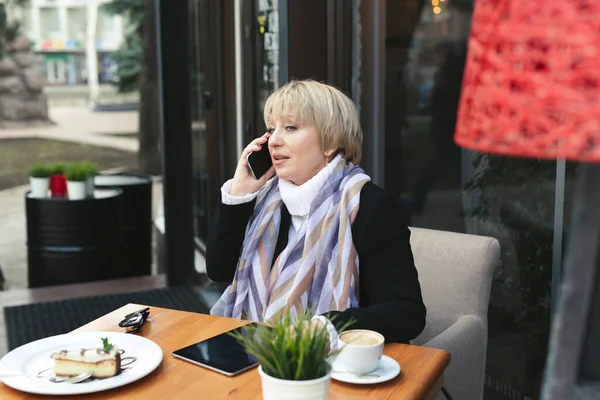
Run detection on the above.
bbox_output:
[335,329,384,375]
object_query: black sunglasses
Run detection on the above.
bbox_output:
[118,307,150,333]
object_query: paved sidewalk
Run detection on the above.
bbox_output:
[0,185,29,289]
[0,106,138,152]
[0,107,142,290]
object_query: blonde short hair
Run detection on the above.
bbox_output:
[263,80,363,164]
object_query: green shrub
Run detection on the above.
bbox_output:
[49,162,65,175]
[29,163,52,178]
[80,161,99,177]
[229,309,354,381]
[64,163,88,182]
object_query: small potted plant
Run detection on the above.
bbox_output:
[230,310,352,400]
[49,162,67,197]
[29,163,52,198]
[80,161,99,197]
[65,162,89,200]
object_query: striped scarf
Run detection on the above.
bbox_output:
[210,161,370,322]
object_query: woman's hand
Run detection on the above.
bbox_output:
[288,319,331,352]
[288,319,326,338]
[229,132,276,197]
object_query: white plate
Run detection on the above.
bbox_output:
[0,331,163,396]
[331,355,401,385]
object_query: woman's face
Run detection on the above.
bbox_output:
[267,115,331,186]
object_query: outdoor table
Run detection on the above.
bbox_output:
[0,303,451,399]
[25,188,124,287]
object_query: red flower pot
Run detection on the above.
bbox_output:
[49,174,67,197]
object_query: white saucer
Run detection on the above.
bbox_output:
[0,331,162,396]
[331,355,401,384]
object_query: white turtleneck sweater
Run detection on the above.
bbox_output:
[220,154,345,349]
[221,154,343,232]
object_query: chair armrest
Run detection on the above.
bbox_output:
[424,314,484,350]
[424,315,487,400]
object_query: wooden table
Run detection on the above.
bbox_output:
[0,304,450,399]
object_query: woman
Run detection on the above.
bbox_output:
[207,80,426,345]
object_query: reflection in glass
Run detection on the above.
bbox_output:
[189,0,208,242]
[383,1,558,398]
[253,0,280,133]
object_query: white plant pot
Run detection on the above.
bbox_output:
[29,177,49,198]
[67,181,87,200]
[86,176,95,197]
[258,365,331,400]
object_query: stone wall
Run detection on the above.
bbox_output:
[0,35,50,126]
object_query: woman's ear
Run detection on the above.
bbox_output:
[324,148,338,158]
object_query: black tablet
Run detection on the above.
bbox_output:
[172,323,266,376]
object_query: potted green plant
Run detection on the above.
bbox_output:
[80,161,99,196]
[49,162,67,197]
[29,163,52,198]
[65,162,89,200]
[230,310,352,400]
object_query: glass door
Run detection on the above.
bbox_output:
[189,0,220,246]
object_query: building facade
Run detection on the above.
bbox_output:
[20,0,124,85]
[157,1,579,399]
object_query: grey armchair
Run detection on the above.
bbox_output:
[409,227,501,400]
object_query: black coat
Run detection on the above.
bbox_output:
[206,181,426,343]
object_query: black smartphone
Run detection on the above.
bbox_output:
[246,138,272,180]
[172,323,269,376]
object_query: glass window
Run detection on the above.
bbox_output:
[40,7,60,40]
[382,1,557,398]
[67,7,86,42]
[98,10,120,48]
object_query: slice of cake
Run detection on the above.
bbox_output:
[52,337,121,379]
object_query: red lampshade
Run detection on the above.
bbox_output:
[454,1,600,161]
